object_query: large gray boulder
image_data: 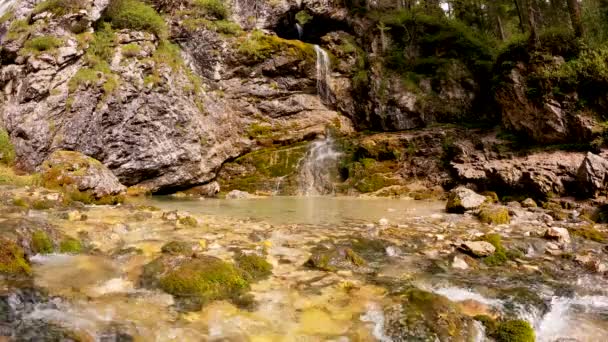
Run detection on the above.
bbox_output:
[446,186,486,213]
[577,152,608,198]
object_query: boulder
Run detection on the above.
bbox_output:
[543,227,571,246]
[41,151,126,200]
[446,187,487,213]
[521,198,537,208]
[577,152,608,197]
[459,241,496,257]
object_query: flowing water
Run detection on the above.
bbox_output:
[314,45,333,104]
[0,0,15,18]
[2,194,608,341]
[295,23,303,40]
[297,136,342,196]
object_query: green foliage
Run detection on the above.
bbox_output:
[87,23,116,63]
[295,10,313,25]
[193,0,229,20]
[33,0,87,16]
[32,231,54,254]
[106,0,167,37]
[5,19,31,41]
[0,128,16,166]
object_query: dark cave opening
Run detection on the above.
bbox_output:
[273,10,351,44]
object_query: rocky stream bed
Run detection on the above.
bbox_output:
[0,185,607,341]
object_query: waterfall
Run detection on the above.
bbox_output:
[295,23,303,40]
[298,135,342,196]
[0,0,16,18]
[314,45,333,104]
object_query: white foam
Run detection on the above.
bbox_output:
[431,287,503,307]
[89,278,134,296]
[360,303,392,342]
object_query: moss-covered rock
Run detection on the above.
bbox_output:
[305,244,366,272]
[41,150,126,205]
[160,241,201,255]
[59,238,83,254]
[384,288,475,341]
[479,234,509,266]
[0,239,31,275]
[446,186,486,213]
[235,253,272,281]
[543,202,569,221]
[495,320,535,342]
[478,206,511,225]
[140,255,250,310]
[177,216,198,227]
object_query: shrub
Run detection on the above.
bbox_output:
[121,43,142,57]
[0,128,16,166]
[238,30,315,63]
[106,0,167,37]
[193,0,229,19]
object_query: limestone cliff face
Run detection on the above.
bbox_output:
[0,0,350,192]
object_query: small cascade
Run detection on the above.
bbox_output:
[0,0,16,18]
[295,23,303,40]
[298,135,341,196]
[314,45,333,104]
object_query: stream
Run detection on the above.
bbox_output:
[1,196,608,341]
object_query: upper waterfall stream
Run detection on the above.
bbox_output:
[314,45,332,104]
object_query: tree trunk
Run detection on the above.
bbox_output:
[527,0,540,48]
[513,0,526,34]
[567,0,584,37]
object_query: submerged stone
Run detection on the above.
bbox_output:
[305,245,366,272]
[459,241,496,257]
[234,253,273,281]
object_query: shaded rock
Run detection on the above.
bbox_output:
[577,152,608,198]
[459,241,496,257]
[41,150,126,200]
[446,187,486,213]
[183,181,220,198]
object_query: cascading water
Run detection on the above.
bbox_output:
[298,135,342,196]
[295,23,303,40]
[314,45,333,104]
[0,0,16,17]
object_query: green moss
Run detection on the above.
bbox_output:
[59,238,83,254]
[543,202,568,221]
[5,19,32,41]
[306,246,366,272]
[478,206,510,225]
[474,315,498,335]
[161,241,194,255]
[0,166,41,186]
[31,199,55,210]
[495,320,535,342]
[0,240,31,275]
[235,253,272,281]
[480,234,508,266]
[12,198,29,208]
[568,225,607,243]
[33,0,87,16]
[121,43,141,57]
[106,0,167,37]
[237,30,315,63]
[481,191,499,203]
[177,216,198,227]
[32,231,54,254]
[22,36,63,54]
[159,257,249,303]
